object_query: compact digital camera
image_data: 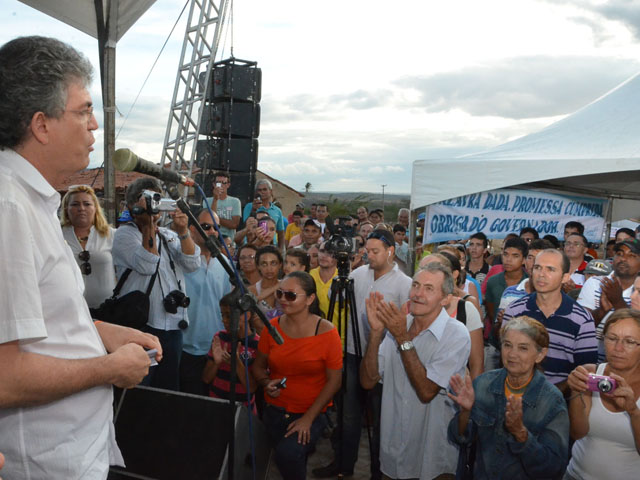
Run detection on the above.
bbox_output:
[586,373,618,393]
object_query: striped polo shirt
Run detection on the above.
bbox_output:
[501,292,598,384]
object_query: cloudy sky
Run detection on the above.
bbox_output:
[2,0,640,194]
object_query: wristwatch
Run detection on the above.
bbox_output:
[397,340,415,353]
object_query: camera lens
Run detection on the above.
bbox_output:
[598,378,613,393]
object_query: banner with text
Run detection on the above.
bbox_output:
[425,189,607,243]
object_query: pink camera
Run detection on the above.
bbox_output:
[586,374,617,393]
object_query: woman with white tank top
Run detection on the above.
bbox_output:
[565,309,640,480]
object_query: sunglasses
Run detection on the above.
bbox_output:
[79,250,91,275]
[200,223,214,231]
[367,230,393,247]
[275,289,303,301]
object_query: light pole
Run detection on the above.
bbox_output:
[381,184,387,213]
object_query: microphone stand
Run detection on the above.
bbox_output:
[166,185,282,480]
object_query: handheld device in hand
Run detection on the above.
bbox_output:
[258,220,268,235]
[586,373,617,393]
[147,348,158,367]
[276,377,287,389]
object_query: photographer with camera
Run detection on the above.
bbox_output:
[565,308,640,480]
[112,177,201,391]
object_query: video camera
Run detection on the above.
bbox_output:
[324,216,357,255]
[132,190,177,216]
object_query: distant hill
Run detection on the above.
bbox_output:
[299,191,409,208]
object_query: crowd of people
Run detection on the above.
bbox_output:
[2,35,640,480]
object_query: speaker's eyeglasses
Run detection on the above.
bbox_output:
[200,223,214,231]
[79,250,91,275]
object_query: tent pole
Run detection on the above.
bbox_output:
[604,197,613,247]
[408,209,416,276]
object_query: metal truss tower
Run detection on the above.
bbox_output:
[161,0,229,188]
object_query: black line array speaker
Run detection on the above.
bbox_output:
[196,58,261,205]
[196,138,258,172]
[107,386,270,480]
[199,102,260,138]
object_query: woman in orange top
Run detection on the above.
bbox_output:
[252,271,342,480]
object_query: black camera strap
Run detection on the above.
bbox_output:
[111,242,161,300]
[158,232,184,292]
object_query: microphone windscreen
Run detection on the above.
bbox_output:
[113,148,138,172]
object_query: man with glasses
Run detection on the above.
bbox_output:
[563,233,589,290]
[502,249,598,393]
[314,229,412,479]
[203,171,241,242]
[0,36,161,478]
[578,239,640,360]
[180,208,232,395]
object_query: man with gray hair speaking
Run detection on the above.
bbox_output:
[242,178,285,250]
[0,36,161,478]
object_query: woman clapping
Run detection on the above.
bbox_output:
[448,316,569,479]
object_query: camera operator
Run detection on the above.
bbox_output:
[112,177,201,391]
[314,229,412,479]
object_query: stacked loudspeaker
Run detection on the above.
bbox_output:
[196,58,261,205]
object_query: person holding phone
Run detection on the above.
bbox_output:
[203,171,241,241]
[252,271,342,480]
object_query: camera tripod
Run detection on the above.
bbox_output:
[326,251,374,479]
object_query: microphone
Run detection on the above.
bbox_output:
[113,148,196,187]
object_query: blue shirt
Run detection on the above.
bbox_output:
[242,201,285,232]
[502,292,598,384]
[182,255,232,356]
[448,368,569,480]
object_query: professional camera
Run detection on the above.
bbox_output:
[163,289,191,314]
[325,216,357,255]
[132,189,162,216]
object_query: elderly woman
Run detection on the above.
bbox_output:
[565,308,640,480]
[448,316,569,479]
[252,271,342,480]
[61,184,116,309]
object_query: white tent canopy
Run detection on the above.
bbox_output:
[411,72,640,222]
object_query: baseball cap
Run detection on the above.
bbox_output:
[614,239,640,255]
[584,259,613,276]
[304,219,321,229]
[417,212,426,221]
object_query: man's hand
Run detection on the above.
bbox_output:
[107,343,151,389]
[562,279,576,293]
[365,292,386,334]
[375,297,407,341]
[96,322,163,362]
[170,209,190,236]
[264,378,283,398]
[600,276,627,310]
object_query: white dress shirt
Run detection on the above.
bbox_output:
[377,308,471,479]
[0,149,122,479]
